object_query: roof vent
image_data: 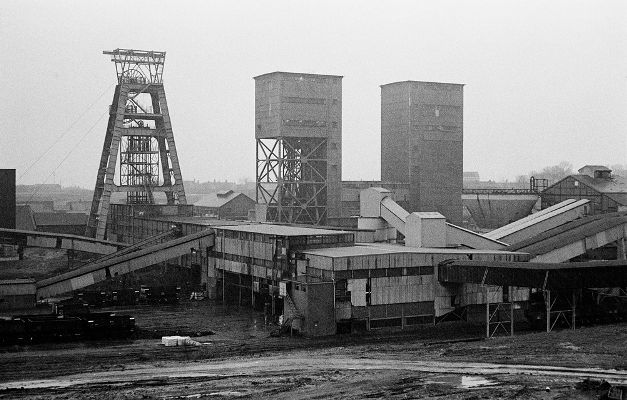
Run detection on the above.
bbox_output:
[217,190,234,198]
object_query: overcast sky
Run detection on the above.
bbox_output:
[1,0,625,188]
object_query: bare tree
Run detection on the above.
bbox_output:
[529,161,573,185]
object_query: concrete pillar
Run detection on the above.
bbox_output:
[570,289,577,329]
[251,277,255,308]
[485,286,490,338]
[509,287,514,337]
[617,238,626,260]
[545,290,551,333]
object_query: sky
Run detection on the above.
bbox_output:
[1,0,625,188]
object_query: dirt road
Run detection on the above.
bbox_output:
[2,353,625,399]
[1,303,625,399]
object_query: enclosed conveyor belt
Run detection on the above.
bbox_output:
[506,211,627,262]
[79,228,181,267]
[36,229,215,299]
[0,228,126,255]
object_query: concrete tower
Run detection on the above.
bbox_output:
[0,169,16,229]
[255,72,342,225]
[381,81,463,224]
[86,49,187,239]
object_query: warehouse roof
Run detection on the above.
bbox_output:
[301,242,528,258]
[570,174,627,195]
[193,191,253,208]
[507,211,627,256]
[485,199,588,240]
[217,224,351,237]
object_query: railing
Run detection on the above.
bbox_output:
[462,188,539,195]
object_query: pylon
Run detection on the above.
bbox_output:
[86,49,186,239]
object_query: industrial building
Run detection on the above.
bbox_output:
[541,165,627,214]
[255,72,343,226]
[192,190,255,220]
[32,212,88,236]
[381,81,464,225]
[0,279,35,310]
[252,75,467,229]
[2,50,626,341]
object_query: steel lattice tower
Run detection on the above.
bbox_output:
[86,49,187,239]
[255,72,342,225]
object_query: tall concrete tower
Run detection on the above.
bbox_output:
[381,81,463,224]
[255,72,342,225]
[0,169,16,229]
[86,49,187,239]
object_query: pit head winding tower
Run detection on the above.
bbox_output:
[86,49,187,239]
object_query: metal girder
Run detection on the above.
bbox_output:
[544,290,576,332]
[256,137,328,225]
[484,286,514,338]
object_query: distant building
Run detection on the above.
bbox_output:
[16,199,54,213]
[463,172,480,183]
[33,212,88,235]
[16,205,36,231]
[541,165,627,214]
[193,191,255,220]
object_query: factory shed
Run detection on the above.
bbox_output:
[33,212,88,236]
[193,191,255,220]
[0,279,36,310]
[541,165,627,214]
[293,243,530,335]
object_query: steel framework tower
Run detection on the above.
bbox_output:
[255,72,342,225]
[86,49,187,239]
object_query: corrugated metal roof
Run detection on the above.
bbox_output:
[217,224,351,237]
[571,174,627,196]
[578,165,611,173]
[507,211,627,255]
[301,242,528,258]
[192,192,253,208]
[485,199,588,240]
[33,212,87,226]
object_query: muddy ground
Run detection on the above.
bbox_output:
[1,301,626,399]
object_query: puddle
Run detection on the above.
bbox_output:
[460,376,498,388]
[425,374,498,389]
[558,342,581,351]
[207,391,247,397]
